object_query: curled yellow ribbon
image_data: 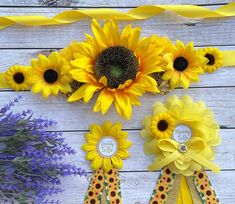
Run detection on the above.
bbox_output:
[149,137,220,173]
[0,2,235,29]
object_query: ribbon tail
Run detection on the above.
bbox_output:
[0,73,9,88]
[84,168,105,204]
[148,151,181,171]
[149,167,177,204]
[105,168,122,204]
[186,149,220,173]
[177,176,194,204]
[222,50,235,67]
[192,171,220,204]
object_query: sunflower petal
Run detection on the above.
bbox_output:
[111,156,123,169]
[67,84,89,102]
[103,158,113,172]
[91,156,103,170]
[100,89,114,115]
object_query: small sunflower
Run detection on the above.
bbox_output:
[82,121,132,172]
[162,40,206,89]
[68,19,166,120]
[5,65,31,91]
[30,51,72,98]
[150,113,175,139]
[199,47,223,73]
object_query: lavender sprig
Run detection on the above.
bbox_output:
[0,97,86,204]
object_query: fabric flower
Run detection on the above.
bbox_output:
[199,47,223,73]
[5,65,31,90]
[67,19,168,120]
[141,95,221,176]
[162,40,206,89]
[30,51,72,98]
[82,121,132,172]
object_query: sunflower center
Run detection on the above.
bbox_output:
[205,53,215,65]
[43,69,58,84]
[13,72,25,84]
[95,46,138,88]
[157,120,168,131]
[174,56,188,71]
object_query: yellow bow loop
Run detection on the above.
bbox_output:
[148,137,220,173]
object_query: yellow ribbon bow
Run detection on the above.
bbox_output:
[149,137,220,173]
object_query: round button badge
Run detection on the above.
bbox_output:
[172,125,192,143]
[97,137,118,158]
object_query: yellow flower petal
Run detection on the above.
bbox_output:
[111,156,123,169]
[90,124,103,138]
[100,89,114,115]
[91,156,103,170]
[103,158,113,172]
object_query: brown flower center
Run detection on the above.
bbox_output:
[95,46,138,88]
[44,69,58,84]
[157,120,168,131]
[205,53,215,65]
[174,56,188,71]
[13,72,25,84]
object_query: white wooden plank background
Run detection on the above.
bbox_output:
[0,1,235,203]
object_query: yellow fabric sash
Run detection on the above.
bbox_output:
[0,2,235,29]
[0,50,234,89]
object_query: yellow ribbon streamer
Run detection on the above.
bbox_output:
[0,73,9,88]
[177,176,194,204]
[222,50,235,67]
[149,138,220,173]
[0,2,235,29]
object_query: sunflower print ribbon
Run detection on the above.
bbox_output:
[0,19,235,120]
[82,121,132,204]
[141,95,221,204]
[0,2,235,29]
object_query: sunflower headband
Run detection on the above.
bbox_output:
[141,95,220,204]
[82,121,132,203]
[0,19,235,120]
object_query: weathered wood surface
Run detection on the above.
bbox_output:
[0,0,233,7]
[0,0,235,203]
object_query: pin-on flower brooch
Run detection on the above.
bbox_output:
[141,95,221,204]
[82,121,132,204]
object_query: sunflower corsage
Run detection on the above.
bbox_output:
[1,19,235,120]
[82,121,132,204]
[141,95,221,204]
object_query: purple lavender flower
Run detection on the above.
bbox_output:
[0,96,86,203]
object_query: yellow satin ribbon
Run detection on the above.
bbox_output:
[222,50,235,67]
[0,2,235,29]
[0,73,9,88]
[149,137,220,173]
[177,176,194,204]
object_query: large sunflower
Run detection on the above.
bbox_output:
[5,65,31,91]
[162,40,206,89]
[30,51,72,98]
[82,121,132,172]
[142,95,221,176]
[68,19,165,120]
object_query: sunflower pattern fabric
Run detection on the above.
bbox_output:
[141,95,221,204]
[0,19,235,120]
[82,121,132,204]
